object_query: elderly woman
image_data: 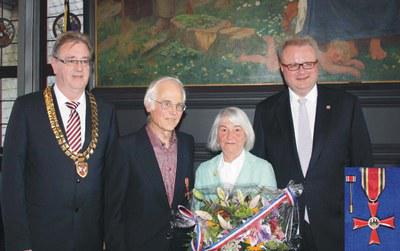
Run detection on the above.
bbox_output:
[194,107,277,195]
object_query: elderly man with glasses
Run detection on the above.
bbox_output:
[105,76,195,251]
[252,36,373,251]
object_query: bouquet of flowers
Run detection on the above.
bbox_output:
[176,182,303,251]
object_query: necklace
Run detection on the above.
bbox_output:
[43,86,99,178]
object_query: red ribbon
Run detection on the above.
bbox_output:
[361,168,385,202]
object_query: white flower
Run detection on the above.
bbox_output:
[195,210,213,221]
[217,214,233,230]
[236,190,245,204]
[249,194,261,208]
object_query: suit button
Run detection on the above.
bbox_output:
[76,179,81,183]
[166,232,172,240]
[75,208,79,213]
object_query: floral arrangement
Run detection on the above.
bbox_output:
[177,182,302,251]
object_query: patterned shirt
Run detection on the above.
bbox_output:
[146,126,177,207]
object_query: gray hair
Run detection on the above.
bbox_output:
[208,107,255,152]
[277,36,318,62]
[52,31,93,61]
[144,76,186,110]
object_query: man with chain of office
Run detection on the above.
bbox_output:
[1,31,118,251]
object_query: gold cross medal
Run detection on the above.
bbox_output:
[75,156,88,178]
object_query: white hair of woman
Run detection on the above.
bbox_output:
[208,106,255,152]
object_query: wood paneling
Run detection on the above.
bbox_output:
[94,83,400,166]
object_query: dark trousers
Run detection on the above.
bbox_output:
[300,221,318,251]
[0,205,4,251]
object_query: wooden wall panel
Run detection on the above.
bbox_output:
[94,84,400,166]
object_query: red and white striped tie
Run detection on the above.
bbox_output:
[66,101,81,152]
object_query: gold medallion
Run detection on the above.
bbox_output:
[76,161,88,178]
[43,87,99,178]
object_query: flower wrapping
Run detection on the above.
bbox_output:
[177,182,303,251]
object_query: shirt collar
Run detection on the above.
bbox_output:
[289,84,318,104]
[54,84,86,105]
[145,125,177,149]
[221,149,245,167]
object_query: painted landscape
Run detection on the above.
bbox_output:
[96,0,400,86]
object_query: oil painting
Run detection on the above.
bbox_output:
[96,0,400,86]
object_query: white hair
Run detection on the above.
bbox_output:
[208,107,255,152]
[143,76,186,110]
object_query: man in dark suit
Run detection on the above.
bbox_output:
[252,36,373,251]
[1,31,118,251]
[105,76,194,250]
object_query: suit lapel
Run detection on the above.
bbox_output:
[308,87,334,172]
[51,87,67,136]
[276,92,295,145]
[276,91,304,176]
[235,152,251,186]
[82,92,91,150]
[209,154,223,186]
[136,128,170,207]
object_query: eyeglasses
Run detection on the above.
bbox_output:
[54,56,91,66]
[152,98,186,112]
[281,60,318,71]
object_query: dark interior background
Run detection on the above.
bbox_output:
[94,83,400,167]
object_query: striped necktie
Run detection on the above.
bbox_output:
[66,101,81,152]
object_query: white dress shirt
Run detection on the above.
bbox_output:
[54,84,86,148]
[289,84,318,223]
[218,150,245,189]
[289,84,318,155]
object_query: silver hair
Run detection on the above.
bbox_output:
[52,31,93,61]
[208,107,255,152]
[143,76,186,110]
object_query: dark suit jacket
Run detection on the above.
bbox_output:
[105,126,194,251]
[1,88,118,251]
[252,86,373,251]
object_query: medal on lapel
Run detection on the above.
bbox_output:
[185,177,192,200]
[345,175,356,213]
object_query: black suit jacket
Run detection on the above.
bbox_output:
[1,88,118,251]
[105,126,194,251]
[252,86,373,251]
